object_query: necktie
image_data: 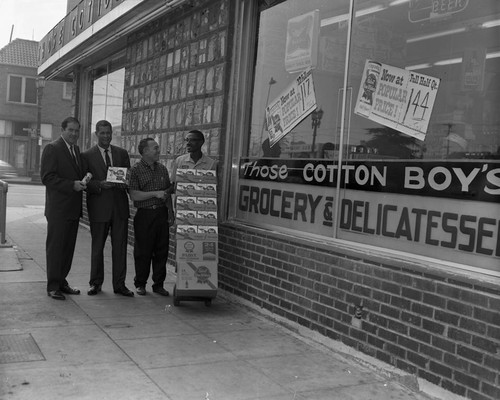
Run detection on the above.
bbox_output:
[104,149,111,168]
[70,145,78,166]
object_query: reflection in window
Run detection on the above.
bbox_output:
[248,0,500,161]
[348,0,500,161]
[91,68,125,144]
[248,0,350,160]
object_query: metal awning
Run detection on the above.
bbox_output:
[38,0,188,80]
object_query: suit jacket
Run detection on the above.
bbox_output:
[82,144,131,222]
[41,136,84,221]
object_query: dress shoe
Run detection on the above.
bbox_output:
[114,286,134,297]
[47,290,66,300]
[136,286,146,296]
[87,285,102,296]
[61,285,80,295]
[153,287,169,296]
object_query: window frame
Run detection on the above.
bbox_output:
[7,74,37,105]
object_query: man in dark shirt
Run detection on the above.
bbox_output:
[128,138,174,296]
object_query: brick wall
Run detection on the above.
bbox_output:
[41,81,73,130]
[218,223,500,400]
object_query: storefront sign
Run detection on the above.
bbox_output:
[266,69,317,146]
[236,178,500,270]
[239,159,500,203]
[284,10,319,73]
[38,0,126,64]
[355,60,440,141]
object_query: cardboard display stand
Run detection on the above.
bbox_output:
[173,168,218,306]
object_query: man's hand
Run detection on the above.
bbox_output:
[73,181,87,191]
[167,211,175,226]
[154,190,169,200]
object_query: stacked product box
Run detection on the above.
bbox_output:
[174,168,217,305]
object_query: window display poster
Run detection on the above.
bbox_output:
[354,60,440,141]
[461,48,486,92]
[266,68,317,147]
[284,10,319,73]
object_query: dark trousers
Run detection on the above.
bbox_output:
[46,218,79,292]
[133,207,169,289]
[89,208,128,290]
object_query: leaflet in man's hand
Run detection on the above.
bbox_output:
[106,167,128,184]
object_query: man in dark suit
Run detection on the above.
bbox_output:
[82,120,133,297]
[41,116,86,300]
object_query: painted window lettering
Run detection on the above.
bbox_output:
[339,200,499,257]
[239,185,322,223]
[241,159,500,203]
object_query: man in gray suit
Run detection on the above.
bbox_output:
[82,120,133,297]
[41,116,86,300]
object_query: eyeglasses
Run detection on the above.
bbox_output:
[184,138,203,143]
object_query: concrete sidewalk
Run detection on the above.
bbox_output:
[0,186,443,400]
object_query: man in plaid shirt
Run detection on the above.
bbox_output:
[128,138,174,296]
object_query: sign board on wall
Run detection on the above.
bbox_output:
[265,69,317,147]
[354,60,440,141]
[236,158,500,271]
[39,0,126,64]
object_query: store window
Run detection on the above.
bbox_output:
[7,75,36,104]
[234,0,500,273]
[91,67,125,145]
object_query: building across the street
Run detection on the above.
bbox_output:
[38,2,500,400]
[0,39,72,177]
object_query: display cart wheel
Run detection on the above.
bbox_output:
[204,299,212,307]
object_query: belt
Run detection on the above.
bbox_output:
[140,205,166,210]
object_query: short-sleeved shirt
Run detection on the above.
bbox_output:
[171,153,216,180]
[129,159,171,209]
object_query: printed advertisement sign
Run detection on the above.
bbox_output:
[461,48,486,92]
[177,240,217,262]
[284,10,320,73]
[177,262,218,291]
[355,60,440,141]
[266,69,317,146]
